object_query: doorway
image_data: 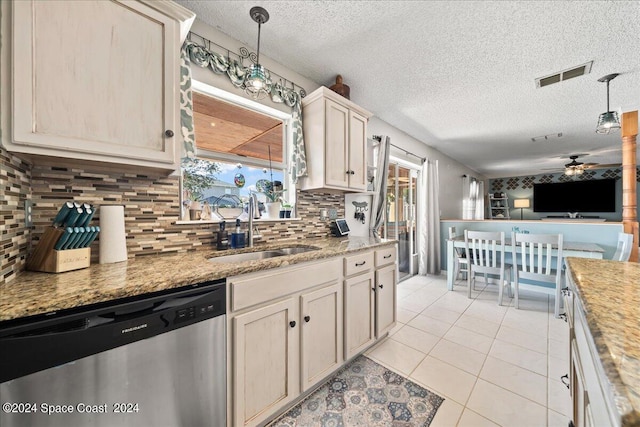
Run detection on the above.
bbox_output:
[382,161,419,281]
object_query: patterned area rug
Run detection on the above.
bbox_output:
[269,355,444,427]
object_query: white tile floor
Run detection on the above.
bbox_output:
[365,274,572,427]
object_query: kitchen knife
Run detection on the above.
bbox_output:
[63,227,83,250]
[54,227,74,250]
[76,226,95,248]
[52,202,75,227]
[79,207,95,228]
[64,208,83,227]
[84,226,100,248]
[70,227,88,249]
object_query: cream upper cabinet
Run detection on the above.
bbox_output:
[2,0,194,170]
[300,87,372,192]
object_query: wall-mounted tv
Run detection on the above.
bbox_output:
[533,179,616,212]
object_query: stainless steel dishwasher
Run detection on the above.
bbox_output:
[0,279,226,427]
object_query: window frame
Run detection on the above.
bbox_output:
[184,80,295,210]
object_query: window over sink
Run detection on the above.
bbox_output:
[180,81,294,221]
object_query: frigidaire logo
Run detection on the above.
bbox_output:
[121,324,148,334]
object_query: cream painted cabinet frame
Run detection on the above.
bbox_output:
[3,0,194,170]
[300,86,372,192]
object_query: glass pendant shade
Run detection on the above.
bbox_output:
[245,64,271,99]
[595,111,621,134]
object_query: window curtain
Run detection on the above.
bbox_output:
[181,40,307,182]
[418,159,440,275]
[462,176,484,219]
[370,136,390,237]
[180,43,196,158]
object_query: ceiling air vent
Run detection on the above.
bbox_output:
[535,61,593,88]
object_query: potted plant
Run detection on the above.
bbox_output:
[279,203,293,218]
[261,180,285,219]
[181,158,220,220]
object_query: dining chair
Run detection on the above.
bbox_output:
[611,232,633,262]
[511,232,563,317]
[448,226,468,282]
[464,230,512,304]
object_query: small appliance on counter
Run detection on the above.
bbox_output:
[26,202,99,273]
[329,218,350,237]
[216,221,229,250]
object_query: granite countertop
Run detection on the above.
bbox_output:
[565,257,640,427]
[0,237,396,323]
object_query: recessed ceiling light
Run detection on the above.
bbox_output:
[210,122,216,127]
[535,61,593,88]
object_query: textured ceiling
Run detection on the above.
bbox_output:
[176,0,640,178]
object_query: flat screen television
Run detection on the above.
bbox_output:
[533,179,616,212]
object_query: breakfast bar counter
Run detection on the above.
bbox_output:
[565,257,640,427]
[0,237,396,322]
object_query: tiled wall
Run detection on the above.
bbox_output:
[1,148,31,283]
[2,152,345,282]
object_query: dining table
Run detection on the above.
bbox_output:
[446,235,605,317]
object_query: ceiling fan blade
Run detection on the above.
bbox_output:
[584,163,621,169]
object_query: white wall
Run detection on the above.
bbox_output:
[368,117,485,219]
[189,19,484,220]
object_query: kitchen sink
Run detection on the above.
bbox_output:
[274,246,320,255]
[208,246,321,264]
[208,251,286,264]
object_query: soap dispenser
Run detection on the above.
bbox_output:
[216,221,229,250]
[230,219,246,249]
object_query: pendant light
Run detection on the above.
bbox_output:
[595,73,620,134]
[245,6,271,100]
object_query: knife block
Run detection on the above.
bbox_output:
[27,227,91,273]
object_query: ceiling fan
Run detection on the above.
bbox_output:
[543,154,621,176]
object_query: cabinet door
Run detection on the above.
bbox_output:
[375,264,397,337]
[348,110,367,191]
[233,299,298,427]
[324,99,350,188]
[300,282,343,392]
[344,272,375,360]
[571,341,587,427]
[11,1,178,168]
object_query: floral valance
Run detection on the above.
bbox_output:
[180,39,307,182]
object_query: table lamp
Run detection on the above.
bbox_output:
[514,199,530,220]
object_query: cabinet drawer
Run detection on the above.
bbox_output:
[344,251,374,277]
[375,246,396,267]
[230,258,341,312]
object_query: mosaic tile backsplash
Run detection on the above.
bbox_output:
[1,149,31,283]
[1,148,345,283]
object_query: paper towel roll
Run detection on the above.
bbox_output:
[99,205,127,264]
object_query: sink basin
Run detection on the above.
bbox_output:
[208,246,321,264]
[208,251,285,264]
[274,246,320,255]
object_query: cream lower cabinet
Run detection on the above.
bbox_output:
[343,271,376,360]
[229,258,342,427]
[375,264,397,337]
[233,298,298,427]
[2,0,194,170]
[300,283,343,392]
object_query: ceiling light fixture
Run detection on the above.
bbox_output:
[245,6,271,100]
[595,73,621,134]
[564,155,584,176]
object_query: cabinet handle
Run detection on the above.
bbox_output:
[350,170,355,175]
[304,315,310,323]
[371,287,376,291]
[289,321,296,328]
[355,261,366,266]
[379,284,384,289]
[559,313,567,323]
[560,374,570,389]
[345,170,351,175]
[164,129,174,138]
[383,254,392,259]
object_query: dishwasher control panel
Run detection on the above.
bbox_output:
[175,301,222,324]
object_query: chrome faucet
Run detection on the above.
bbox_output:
[248,193,260,247]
